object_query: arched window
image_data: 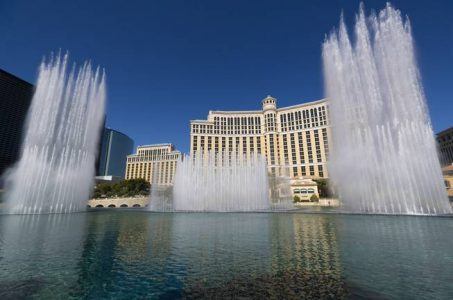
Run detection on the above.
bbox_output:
[132,204,141,208]
[120,204,128,208]
[445,180,451,188]
[95,204,104,208]
[308,188,315,193]
[301,189,308,194]
[108,204,116,208]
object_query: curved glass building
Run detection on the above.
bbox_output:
[98,128,134,179]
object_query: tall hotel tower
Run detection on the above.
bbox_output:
[190,96,330,180]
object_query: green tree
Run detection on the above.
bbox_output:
[92,178,150,198]
[313,179,331,198]
[293,195,301,203]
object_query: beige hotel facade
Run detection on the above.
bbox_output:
[190,95,330,180]
[125,143,181,185]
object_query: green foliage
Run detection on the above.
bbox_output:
[293,195,301,203]
[313,179,332,198]
[93,178,150,198]
[310,194,319,202]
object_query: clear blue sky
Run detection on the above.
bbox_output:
[1,0,452,153]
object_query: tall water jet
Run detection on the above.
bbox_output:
[4,53,106,214]
[322,4,451,215]
[175,152,270,211]
[149,152,293,212]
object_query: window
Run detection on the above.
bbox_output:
[318,165,324,178]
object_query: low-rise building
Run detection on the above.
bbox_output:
[291,177,319,201]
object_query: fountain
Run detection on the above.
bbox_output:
[322,4,451,215]
[149,152,294,212]
[3,53,106,214]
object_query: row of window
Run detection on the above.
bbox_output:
[125,161,177,184]
[294,188,315,194]
[191,105,328,135]
[265,113,277,132]
[268,163,325,178]
[127,152,180,163]
[280,106,328,132]
[193,136,263,154]
[291,164,324,177]
[438,132,452,143]
[192,129,329,177]
[439,147,453,166]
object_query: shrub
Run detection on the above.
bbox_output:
[310,194,319,202]
[293,195,301,203]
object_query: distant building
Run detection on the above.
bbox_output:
[97,128,134,179]
[441,165,453,201]
[437,127,453,166]
[0,69,34,178]
[190,95,331,180]
[125,143,181,186]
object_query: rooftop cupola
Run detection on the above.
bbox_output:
[262,95,277,112]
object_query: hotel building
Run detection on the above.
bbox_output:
[437,127,453,167]
[125,144,181,186]
[190,95,330,180]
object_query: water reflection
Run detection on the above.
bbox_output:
[336,215,453,299]
[264,214,345,299]
[0,213,87,298]
[69,212,123,298]
[0,212,451,299]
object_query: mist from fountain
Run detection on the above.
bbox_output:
[3,53,106,214]
[322,4,451,215]
[175,152,270,211]
[149,152,294,212]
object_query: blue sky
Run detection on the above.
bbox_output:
[1,0,452,153]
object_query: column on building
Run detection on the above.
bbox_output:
[262,95,279,175]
